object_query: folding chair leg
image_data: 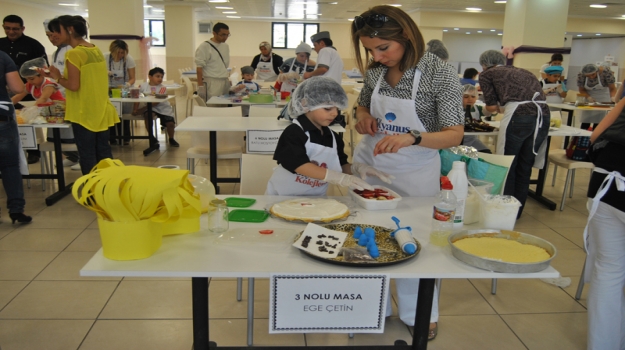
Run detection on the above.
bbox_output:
[561,170,573,211]
[551,164,558,186]
[491,278,497,295]
[40,157,46,191]
[237,278,243,301]
[569,169,576,198]
[247,278,255,346]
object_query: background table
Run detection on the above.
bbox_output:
[547,102,612,145]
[176,117,345,193]
[110,96,175,155]
[207,96,288,107]
[81,195,559,350]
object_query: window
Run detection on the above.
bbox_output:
[272,22,319,49]
[144,19,165,47]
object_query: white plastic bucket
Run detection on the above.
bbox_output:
[480,195,521,230]
[464,179,494,225]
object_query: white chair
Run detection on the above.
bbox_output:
[181,75,196,118]
[39,141,78,191]
[546,150,594,211]
[248,105,280,118]
[240,153,276,195]
[186,106,244,174]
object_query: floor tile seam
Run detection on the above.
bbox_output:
[0,317,98,320]
[76,279,124,350]
[0,279,34,315]
[493,310,588,316]
[465,278,499,315]
[94,317,194,320]
[496,313,530,350]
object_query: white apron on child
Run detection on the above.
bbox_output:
[265,119,342,196]
[280,59,307,93]
[543,80,564,105]
[581,77,611,124]
[352,68,440,198]
[496,92,548,169]
[256,55,277,82]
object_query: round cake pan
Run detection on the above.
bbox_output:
[448,229,557,273]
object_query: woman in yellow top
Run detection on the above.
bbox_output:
[42,15,119,174]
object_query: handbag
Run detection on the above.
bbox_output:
[566,136,591,161]
[439,149,507,194]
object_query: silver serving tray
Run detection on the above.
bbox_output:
[448,229,557,273]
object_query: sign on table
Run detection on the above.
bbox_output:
[18,126,37,150]
[246,129,283,154]
[111,101,122,117]
[269,274,389,333]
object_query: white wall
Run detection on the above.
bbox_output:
[442,33,502,74]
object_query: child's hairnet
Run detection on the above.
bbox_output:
[288,77,348,117]
[462,84,478,96]
[19,57,47,78]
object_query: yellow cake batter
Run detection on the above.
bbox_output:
[453,237,551,263]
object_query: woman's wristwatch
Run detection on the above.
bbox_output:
[409,129,422,145]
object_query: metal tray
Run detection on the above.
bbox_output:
[449,229,556,273]
[296,223,421,267]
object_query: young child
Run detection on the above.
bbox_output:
[132,67,179,147]
[231,66,261,94]
[266,77,392,196]
[541,65,567,104]
[11,58,64,105]
[461,84,492,153]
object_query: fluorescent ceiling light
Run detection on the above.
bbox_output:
[494,1,507,3]
[454,28,459,30]
[348,18,354,21]
[215,6,233,9]
[389,4,402,7]
[226,16,241,18]
[477,30,482,33]
[490,29,496,32]
[466,7,482,11]
[144,5,152,8]
[222,11,237,14]
[58,3,79,6]
[443,29,448,32]
[208,0,229,3]
[153,9,164,12]
[330,2,338,4]
[466,32,471,34]
[596,33,602,35]
[590,4,607,8]
[577,34,583,37]
[497,33,503,36]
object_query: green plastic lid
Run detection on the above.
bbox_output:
[228,209,269,223]
[224,197,257,208]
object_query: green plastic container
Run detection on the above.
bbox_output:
[228,209,270,223]
[248,94,274,104]
[224,197,256,208]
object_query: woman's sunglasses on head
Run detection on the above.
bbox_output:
[353,14,390,31]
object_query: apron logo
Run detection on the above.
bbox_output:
[310,160,328,169]
[376,117,410,135]
[295,176,325,188]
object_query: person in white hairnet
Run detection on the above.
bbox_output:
[426,39,449,61]
[461,84,492,153]
[250,41,283,82]
[577,63,616,129]
[276,41,317,93]
[266,77,393,196]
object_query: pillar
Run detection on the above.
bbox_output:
[164,5,196,83]
[87,0,145,81]
[502,0,569,75]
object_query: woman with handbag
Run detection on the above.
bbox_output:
[585,96,625,350]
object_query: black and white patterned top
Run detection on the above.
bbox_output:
[357,51,464,132]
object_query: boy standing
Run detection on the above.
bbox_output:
[132,67,179,147]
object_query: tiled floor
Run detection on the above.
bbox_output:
[0,106,591,349]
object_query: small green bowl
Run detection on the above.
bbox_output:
[248,94,275,104]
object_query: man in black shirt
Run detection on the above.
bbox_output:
[1,15,48,163]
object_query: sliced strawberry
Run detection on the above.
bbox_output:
[259,230,274,234]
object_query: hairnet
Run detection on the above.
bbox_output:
[479,50,506,67]
[581,64,598,75]
[544,65,564,75]
[241,66,255,75]
[19,57,47,78]
[462,84,478,96]
[295,41,312,54]
[426,39,449,61]
[259,41,271,50]
[288,77,348,117]
[43,19,52,32]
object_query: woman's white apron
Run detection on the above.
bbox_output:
[582,76,611,124]
[352,68,439,197]
[256,54,278,82]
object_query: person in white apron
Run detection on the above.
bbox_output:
[266,77,390,196]
[104,40,136,145]
[461,84,491,152]
[351,7,465,339]
[0,59,32,224]
[541,65,567,110]
[577,63,616,128]
[479,50,550,217]
[582,101,625,349]
[252,42,282,82]
[276,42,316,94]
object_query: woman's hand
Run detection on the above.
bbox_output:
[355,114,378,136]
[373,134,415,156]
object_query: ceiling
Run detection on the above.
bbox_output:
[13,0,625,25]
